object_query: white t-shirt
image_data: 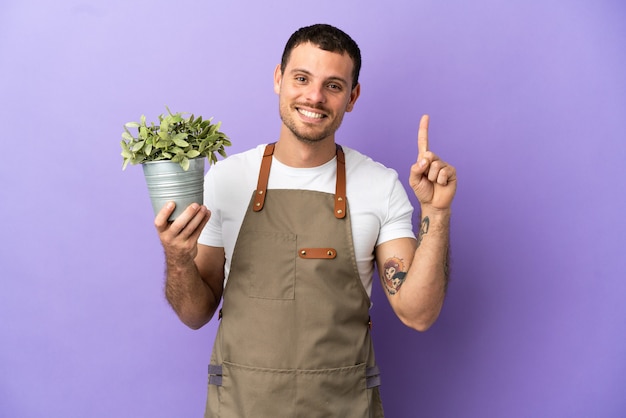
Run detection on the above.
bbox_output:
[198,144,416,297]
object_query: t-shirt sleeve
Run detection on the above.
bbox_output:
[198,168,224,247]
[376,178,416,246]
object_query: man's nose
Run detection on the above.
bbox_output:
[305,83,326,104]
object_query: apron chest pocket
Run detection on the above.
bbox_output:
[243,230,296,300]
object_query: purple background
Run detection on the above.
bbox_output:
[1,1,625,417]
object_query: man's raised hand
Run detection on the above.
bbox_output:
[409,115,457,211]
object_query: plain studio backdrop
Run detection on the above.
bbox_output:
[1,1,625,417]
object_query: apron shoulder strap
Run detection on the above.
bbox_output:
[253,143,275,212]
[253,142,346,219]
[334,145,347,219]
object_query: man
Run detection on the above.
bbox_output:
[155,24,456,417]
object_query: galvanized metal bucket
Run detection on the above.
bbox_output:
[142,158,205,221]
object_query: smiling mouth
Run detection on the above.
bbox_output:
[297,108,326,119]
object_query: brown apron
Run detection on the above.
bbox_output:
[205,144,384,417]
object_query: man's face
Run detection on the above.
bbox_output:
[274,42,360,144]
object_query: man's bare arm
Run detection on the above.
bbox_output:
[376,211,450,331]
[155,202,225,329]
[377,115,456,331]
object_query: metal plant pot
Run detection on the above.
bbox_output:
[142,158,205,221]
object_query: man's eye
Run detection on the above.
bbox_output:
[328,83,341,90]
[296,76,307,83]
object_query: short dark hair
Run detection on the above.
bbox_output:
[280,24,362,89]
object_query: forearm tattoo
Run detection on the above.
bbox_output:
[417,216,430,248]
[382,256,408,295]
[380,216,451,296]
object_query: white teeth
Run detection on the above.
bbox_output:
[298,109,324,119]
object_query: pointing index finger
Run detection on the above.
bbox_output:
[418,114,430,155]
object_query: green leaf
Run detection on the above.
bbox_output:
[180,157,190,171]
[121,132,134,142]
[186,150,200,158]
[131,140,145,152]
[172,138,189,147]
[139,126,149,139]
[171,133,189,146]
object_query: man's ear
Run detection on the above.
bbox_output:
[273,64,282,94]
[346,83,361,112]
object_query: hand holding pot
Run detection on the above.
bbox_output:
[155,202,211,264]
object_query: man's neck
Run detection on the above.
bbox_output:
[274,129,337,168]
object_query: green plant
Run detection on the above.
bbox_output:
[121,107,231,171]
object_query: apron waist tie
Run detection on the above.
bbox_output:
[208,364,223,386]
[365,365,381,388]
[207,364,381,388]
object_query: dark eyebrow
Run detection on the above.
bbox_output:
[289,68,349,87]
